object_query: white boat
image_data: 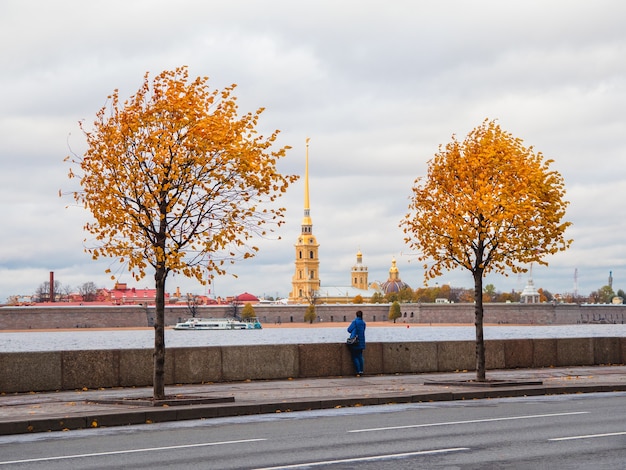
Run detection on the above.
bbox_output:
[173,317,262,330]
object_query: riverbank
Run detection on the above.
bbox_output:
[3,321,485,332]
[3,302,623,330]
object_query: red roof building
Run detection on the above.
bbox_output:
[102,282,168,305]
[235,292,259,303]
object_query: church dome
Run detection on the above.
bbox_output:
[380,279,410,294]
[352,249,367,271]
[379,257,411,294]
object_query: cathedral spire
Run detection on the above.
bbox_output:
[301,137,312,234]
[290,138,320,302]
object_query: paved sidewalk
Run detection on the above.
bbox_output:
[2,365,626,436]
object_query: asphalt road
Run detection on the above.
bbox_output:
[1,392,625,469]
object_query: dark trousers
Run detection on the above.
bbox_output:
[350,347,364,374]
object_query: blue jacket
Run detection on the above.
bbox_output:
[347,317,366,349]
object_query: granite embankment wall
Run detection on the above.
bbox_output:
[1,337,624,393]
[1,303,625,329]
[0,305,151,329]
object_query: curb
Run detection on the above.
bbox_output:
[2,384,626,436]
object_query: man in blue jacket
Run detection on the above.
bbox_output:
[347,310,366,376]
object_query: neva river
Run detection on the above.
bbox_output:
[1,324,626,352]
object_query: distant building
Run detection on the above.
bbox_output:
[379,258,411,294]
[520,268,540,304]
[290,139,321,303]
[351,250,368,290]
[315,251,380,304]
[102,282,168,305]
[288,140,393,304]
[235,292,260,304]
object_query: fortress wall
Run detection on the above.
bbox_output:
[1,337,624,393]
[1,303,625,330]
[0,306,149,329]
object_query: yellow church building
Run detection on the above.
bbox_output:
[289,138,321,302]
[289,139,380,304]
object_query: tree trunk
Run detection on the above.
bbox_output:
[474,270,486,381]
[153,264,166,400]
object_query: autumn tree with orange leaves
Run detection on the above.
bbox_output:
[66,67,297,399]
[401,119,571,381]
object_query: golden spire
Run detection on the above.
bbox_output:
[301,138,312,231]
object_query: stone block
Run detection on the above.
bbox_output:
[620,337,626,364]
[382,342,438,373]
[119,349,153,387]
[532,338,557,367]
[340,343,384,376]
[221,345,299,381]
[485,340,506,369]
[437,341,474,371]
[557,338,594,367]
[503,339,533,369]
[145,408,179,424]
[90,411,148,428]
[27,417,88,433]
[0,352,62,393]
[341,344,356,376]
[593,337,622,365]
[61,350,120,390]
[299,343,342,377]
[175,406,223,421]
[364,343,384,375]
[170,347,222,384]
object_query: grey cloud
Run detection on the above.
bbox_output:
[1,0,625,301]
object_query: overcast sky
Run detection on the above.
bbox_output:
[1,0,625,303]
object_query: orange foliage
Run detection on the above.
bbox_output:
[67,66,298,284]
[401,119,572,282]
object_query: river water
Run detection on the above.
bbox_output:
[1,324,625,352]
